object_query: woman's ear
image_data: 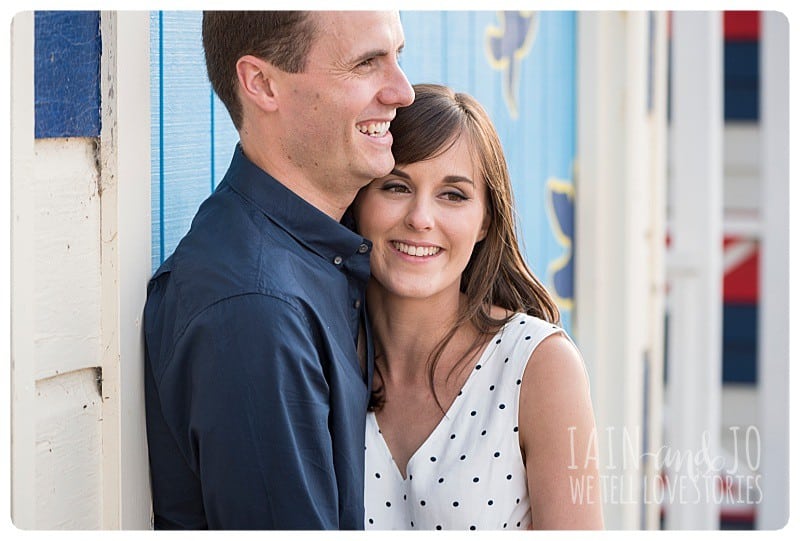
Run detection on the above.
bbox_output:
[235,55,279,113]
[477,210,491,243]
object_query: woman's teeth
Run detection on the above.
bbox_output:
[392,241,440,257]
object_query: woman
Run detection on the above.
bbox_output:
[353,84,603,530]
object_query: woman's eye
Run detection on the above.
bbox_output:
[382,183,410,194]
[442,191,468,202]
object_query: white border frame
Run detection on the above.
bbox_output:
[10,11,37,529]
[756,10,790,531]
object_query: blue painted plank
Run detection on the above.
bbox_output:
[159,11,213,263]
[442,12,475,92]
[148,11,214,267]
[724,41,759,120]
[399,11,446,84]
[34,11,101,138]
[722,304,758,384]
[470,11,506,129]
[151,11,240,270]
[151,11,162,270]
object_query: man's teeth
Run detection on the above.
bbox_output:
[393,241,440,257]
[357,121,390,137]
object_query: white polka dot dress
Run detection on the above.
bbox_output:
[364,313,565,530]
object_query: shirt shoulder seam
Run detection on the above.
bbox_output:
[157,290,313,387]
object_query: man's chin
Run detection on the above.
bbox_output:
[360,163,395,184]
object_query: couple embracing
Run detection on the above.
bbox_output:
[143,11,602,530]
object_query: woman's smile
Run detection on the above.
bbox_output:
[390,240,443,259]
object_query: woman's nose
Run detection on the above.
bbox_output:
[404,199,434,231]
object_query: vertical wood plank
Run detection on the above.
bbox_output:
[100,11,153,529]
[34,369,103,529]
[666,11,724,530]
[159,11,212,263]
[32,139,102,381]
[150,11,162,271]
[400,11,446,84]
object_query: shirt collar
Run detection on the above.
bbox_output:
[222,144,371,281]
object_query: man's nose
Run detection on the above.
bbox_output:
[379,61,415,107]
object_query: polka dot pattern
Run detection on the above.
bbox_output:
[364,313,567,530]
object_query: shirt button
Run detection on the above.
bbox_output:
[357,243,369,254]
[353,299,361,309]
[333,255,343,265]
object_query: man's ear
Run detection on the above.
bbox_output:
[235,54,279,113]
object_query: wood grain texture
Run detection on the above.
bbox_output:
[33,138,102,381]
[34,11,101,138]
[35,368,103,529]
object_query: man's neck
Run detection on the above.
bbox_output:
[239,137,357,222]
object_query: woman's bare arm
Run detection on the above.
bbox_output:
[519,333,605,529]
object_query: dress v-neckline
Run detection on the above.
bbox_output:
[368,318,514,481]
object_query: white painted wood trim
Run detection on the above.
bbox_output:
[665,11,723,530]
[99,11,153,529]
[576,12,624,529]
[756,11,789,531]
[10,11,36,529]
[576,11,664,530]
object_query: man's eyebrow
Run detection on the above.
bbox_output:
[351,49,389,65]
[352,43,405,65]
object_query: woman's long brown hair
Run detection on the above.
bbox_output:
[367,84,561,412]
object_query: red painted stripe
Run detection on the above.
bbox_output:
[723,236,759,303]
[668,12,760,41]
[724,11,760,41]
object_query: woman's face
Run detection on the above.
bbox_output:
[354,135,490,302]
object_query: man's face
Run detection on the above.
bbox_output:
[274,11,415,194]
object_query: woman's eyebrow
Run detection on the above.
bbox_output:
[443,175,474,186]
[388,169,474,186]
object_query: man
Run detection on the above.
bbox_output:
[143,11,413,529]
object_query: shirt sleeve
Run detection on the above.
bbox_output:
[154,293,339,529]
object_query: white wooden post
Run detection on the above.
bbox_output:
[756,10,789,531]
[576,11,666,530]
[666,11,723,530]
[10,10,36,529]
[99,11,153,529]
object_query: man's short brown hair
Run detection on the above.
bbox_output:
[202,11,318,130]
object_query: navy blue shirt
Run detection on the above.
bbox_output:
[144,144,373,529]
